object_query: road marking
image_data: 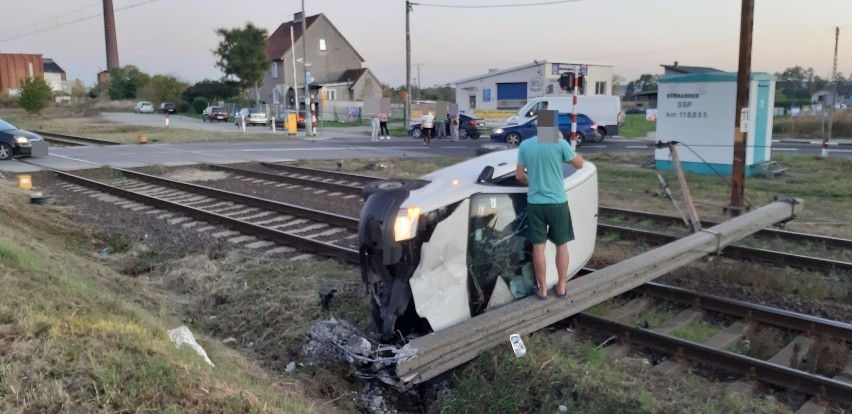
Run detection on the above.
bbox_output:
[48,153,103,165]
[772,148,797,151]
[832,149,852,153]
[239,147,349,152]
[625,145,651,149]
[581,145,606,148]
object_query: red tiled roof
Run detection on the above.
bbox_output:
[266,14,320,60]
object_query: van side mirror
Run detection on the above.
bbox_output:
[477,166,494,183]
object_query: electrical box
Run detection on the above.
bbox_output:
[654,72,776,176]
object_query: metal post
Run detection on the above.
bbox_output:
[570,65,579,150]
[823,26,840,158]
[291,25,299,120]
[405,1,412,131]
[302,0,313,136]
[729,0,754,217]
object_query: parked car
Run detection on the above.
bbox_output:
[408,114,488,140]
[269,110,306,130]
[490,113,601,145]
[235,108,269,127]
[202,106,229,122]
[0,118,47,161]
[134,101,154,113]
[160,102,176,114]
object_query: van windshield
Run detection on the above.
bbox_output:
[526,101,548,117]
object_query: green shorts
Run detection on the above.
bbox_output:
[526,202,575,245]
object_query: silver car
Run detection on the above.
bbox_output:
[235,108,268,127]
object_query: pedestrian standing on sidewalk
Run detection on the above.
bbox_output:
[370,112,380,142]
[435,112,447,140]
[421,111,435,146]
[378,111,390,140]
[448,113,459,141]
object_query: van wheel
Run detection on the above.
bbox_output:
[594,129,606,142]
[476,143,513,156]
[505,132,522,146]
[362,178,426,200]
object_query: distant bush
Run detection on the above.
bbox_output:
[773,110,852,138]
[191,97,208,114]
[18,77,52,114]
[177,101,190,113]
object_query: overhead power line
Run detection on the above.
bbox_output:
[0,1,101,37]
[0,0,160,44]
[411,0,581,8]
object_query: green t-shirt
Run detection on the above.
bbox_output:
[517,136,577,204]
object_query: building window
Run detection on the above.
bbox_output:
[327,89,337,100]
[469,95,476,109]
[319,39,327,51]
[271,62,278,78]
[273,88,280,104]
[28,62,34,77]
[595,81,607,95]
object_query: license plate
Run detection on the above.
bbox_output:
[31,141,48,157]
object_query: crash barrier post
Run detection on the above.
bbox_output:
[241,116,246,133]
[164,112,169,127]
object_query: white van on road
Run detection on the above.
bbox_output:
[505,95,623,140]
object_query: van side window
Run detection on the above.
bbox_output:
[526,101,548,117]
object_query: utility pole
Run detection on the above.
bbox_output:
[823,26,840,158]
[302,0,313,136]
[406,1,412,130]
[728,0,753,217]
[291,25,299,119]
[417,64,422,99]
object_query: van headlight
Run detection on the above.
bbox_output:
[394,207,421,241]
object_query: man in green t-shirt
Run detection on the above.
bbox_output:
[515,135,584,300]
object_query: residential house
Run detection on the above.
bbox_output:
[811,84,852,107]
[0,53,44,96]
[260,13,382,115]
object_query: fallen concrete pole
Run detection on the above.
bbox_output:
[395,197,803,387]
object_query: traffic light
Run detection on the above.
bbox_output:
[559,72,583,92]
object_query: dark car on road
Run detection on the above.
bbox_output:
[269,110,306,130]
[490,113,601,146]
[160,102,176,114]
[202,106,229,122]
[408,114,489,140]
[0,119,47,160]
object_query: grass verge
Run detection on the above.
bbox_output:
[0,181,326,413]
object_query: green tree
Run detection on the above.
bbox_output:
[191,97,208,114]
[213,23,269,99]
[612,74,625,96]
[775,66,809,99]
[138,75,190,107]
[182,79,239,103]
[18,77,52,114]
[71,79,88,98]
[624,81,636,100]
[634,74,659,92]
[108,65,150,100]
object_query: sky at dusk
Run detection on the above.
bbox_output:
[2,0,850,88]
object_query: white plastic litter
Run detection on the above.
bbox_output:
[168,326,214,367]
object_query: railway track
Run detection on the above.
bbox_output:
[37,131,122,147]
[574,275,852,409]
[203,164,852,274]
[51,168,360,264]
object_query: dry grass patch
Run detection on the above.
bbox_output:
[0,180,334,413]
[300,157,468,179]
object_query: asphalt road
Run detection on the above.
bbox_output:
[1,113,850,174]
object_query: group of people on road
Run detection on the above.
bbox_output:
[369,112,390,141]
[419,111,459,147]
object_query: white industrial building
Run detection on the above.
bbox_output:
[453,60,615,115]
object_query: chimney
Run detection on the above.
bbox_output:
[294,12,304,23]
[103,0,120,70]
[673,61,679,67]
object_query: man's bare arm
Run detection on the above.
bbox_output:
[570,153,584,169]
[515,163,528,185]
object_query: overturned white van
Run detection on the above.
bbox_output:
[358,150,598,341]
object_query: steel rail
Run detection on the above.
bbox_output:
[259,162,382,184]
[600,206,852,251]
[37,131,122,146]
[114,168,359,231]
[54,170,361,264]
[635,282,852,342]
[208,164,362,196]
[574,313,852,405]
[598,223,852,273]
